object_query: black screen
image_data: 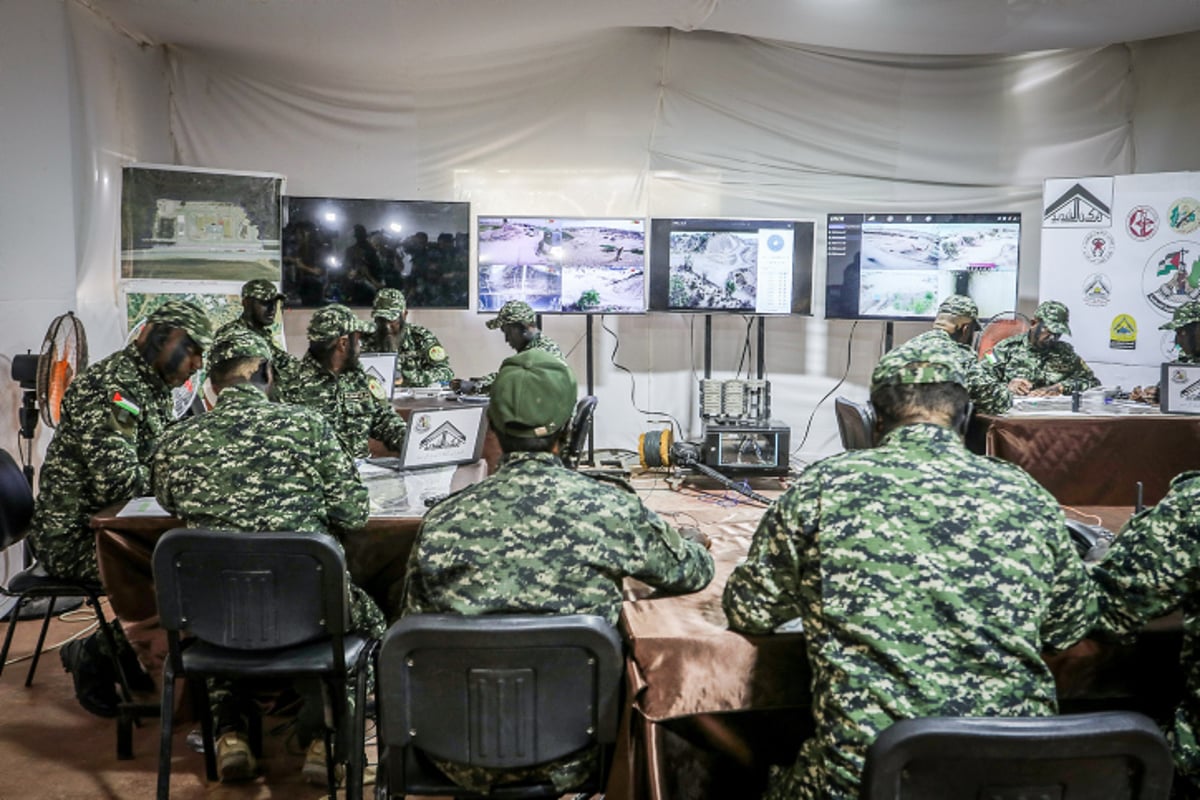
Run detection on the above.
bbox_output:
[282,196,470,309]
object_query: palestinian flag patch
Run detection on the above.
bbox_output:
[112,392,141,416]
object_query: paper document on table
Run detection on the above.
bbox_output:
[117,497,168,517]
[361,463,457,516]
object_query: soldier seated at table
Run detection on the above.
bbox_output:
[453,300,565,395]
[401,348,714,795]
[1089,471,1200,797]
[28,299,213,718]
[899,294,1011,414]
[363,287,453,389]
[212,278,299,387]
[276,303,407,459]
[151,327,385,785]
[981,299,1099,397]
[1163,300,1200,364]
[722,338,1097,800]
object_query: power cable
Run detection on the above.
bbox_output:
[793,320,861,456]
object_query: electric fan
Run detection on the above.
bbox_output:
[35,311,88,428]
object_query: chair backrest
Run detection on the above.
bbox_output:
[860,711,1174,800]
[977,313,1030,360]
[0,448,34,550]
[834,396,875,450]
[562,395,598,469]
[377,613,623,779]
[151,528,350,650]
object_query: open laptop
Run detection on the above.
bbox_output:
[359,352,398,399]
[368,403,488,470]
[1161,362,1200,414]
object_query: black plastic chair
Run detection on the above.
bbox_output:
[860,711,1174,799]
[152,528,374,800]
[375,613,624,799]
[834,396,875,450]
[562,395,598,469]
[0,449,137,737]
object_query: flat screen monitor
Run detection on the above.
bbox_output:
[647,218,816,314]
[282,196,470,309]
[825,212,1021,321]
[476,216,646,314]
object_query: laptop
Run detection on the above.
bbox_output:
[368,403,488,470]
[359,352,398,400]
[1160,362,1200,415]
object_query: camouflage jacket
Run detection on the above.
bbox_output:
[901,329,1012,414]
[402,449,712,794]
[1091,471,1200,793]
[27,344,175,581]
[981,332,1100,393]
[276,353,407,458]
[364,322,453,388]
[476,333,565,394]
[212,316,299,386]
[402,450,714,624]
[151,381,383,637]
[723,423,1097,800]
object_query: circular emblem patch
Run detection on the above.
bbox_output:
[428,345,447,362]
[1142,240,1200,316]
[367,376,387,401]
[1126,205,1159,241]
[1081,273,1111,307]
[1169,198,1200,234]
[1082,230,1114,264]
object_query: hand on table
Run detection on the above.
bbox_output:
[1028,383,1063,398]
[1007,378,1034,396]
[680,526,712,551]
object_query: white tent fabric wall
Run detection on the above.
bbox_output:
[62,2,1191,460]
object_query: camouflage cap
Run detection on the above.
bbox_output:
[871,339,968,391]
[147,299,214,350]
[486,300,537,330]
[487,348,578,438]
[207,327,272,366]
[241,279,285,302]
[307,304,373,342]
[372,288,407,321]
[1035,300,1072,335]
[1160,300,1200,330]
[937,294,978,319]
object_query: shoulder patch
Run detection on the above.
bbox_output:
[112,391,141,416]
[367,376,387,401]
[428,345,447,362]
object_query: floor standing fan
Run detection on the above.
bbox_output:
[3,311,88,620]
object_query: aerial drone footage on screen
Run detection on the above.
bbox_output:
[476,216,646,314]
[825,212,1021,321]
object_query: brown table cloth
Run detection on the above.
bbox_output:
[979,412,1200,506]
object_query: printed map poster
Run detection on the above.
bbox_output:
[121,164,283,282]
[1039,171,1200,385]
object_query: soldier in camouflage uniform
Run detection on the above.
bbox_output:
[403,348,714,793]
[362,287,453,388]
[462,300,566,395]
[1090,472,1200,796]
[1162,300,1200,364]
[722,339,1097,800]
[27,300,212,717]
[212,278,299,387]
[275,304,407,459]
[151,326,386,784]
[981,299,1100,395]
[899,294,1012,414]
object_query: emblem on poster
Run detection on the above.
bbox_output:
[1043,178,1113,227]
[1168,198,1200,234]
[1082,230,1114,263]
[1126,205,1159,241]
[1108,314,1137,350]
[1143,241,1200,315]
[1082,273,1111,307]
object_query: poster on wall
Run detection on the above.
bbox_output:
[1039,172,1200,379]
[121,164,283,282]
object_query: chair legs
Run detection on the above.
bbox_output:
[157,661,177,800]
